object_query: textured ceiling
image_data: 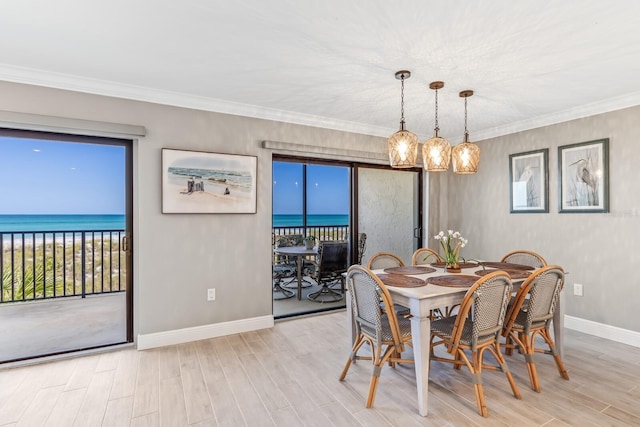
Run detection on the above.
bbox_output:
[1,0,640,142]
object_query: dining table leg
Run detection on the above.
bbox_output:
[409,300,431,416]
[295,255,303,300]
[553,289,565,356]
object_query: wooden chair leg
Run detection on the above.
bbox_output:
[521,333,541,392]
[489,342,521,399]
[470,350,488,417]
[505,334,514,356]
[541,328,570,380]
[340,335,365,381]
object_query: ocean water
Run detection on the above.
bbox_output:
[0,214,126,233]
[273,214,348,227]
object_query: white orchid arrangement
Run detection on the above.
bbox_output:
[433,229,468,266]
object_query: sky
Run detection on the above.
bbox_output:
[0,136,125,214]
[272,162,349,215]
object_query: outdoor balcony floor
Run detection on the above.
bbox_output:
[0,292,126,363]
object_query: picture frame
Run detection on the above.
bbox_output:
[509,148,548,213]
[558,138,609,213]
[162,148,257,214]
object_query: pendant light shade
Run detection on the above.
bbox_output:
[388,70,418,168]
[452,90,480,174]
[422,81,451,171]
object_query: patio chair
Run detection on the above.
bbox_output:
[501,250,547,269]
[430,271,521,417]
[307,241,349,303]
[357,232,367,265]
[411,247,443,265]
[274,234,314,289]
[502,265,569,392]
[339,265,413,408]
[272,264,295,300]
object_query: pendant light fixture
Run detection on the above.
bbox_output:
[422,81,451,171]
[387,70,418,168]
[452,90,480,174]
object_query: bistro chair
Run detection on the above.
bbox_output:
[307,241,349,303]
[339,265,413,408]
[430,271,521,417]
[501,250,547,269]
[367,252,405,270]
[502,265,569,392]
[411,247,443,265]
[366,251,410,316]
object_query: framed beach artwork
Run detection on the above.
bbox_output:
[509,149,548,213]
[162,148,257,214]
[558,138,609,213]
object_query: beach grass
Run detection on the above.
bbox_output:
[2,237,126,303]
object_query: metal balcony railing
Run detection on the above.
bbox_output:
[1,229,126,304]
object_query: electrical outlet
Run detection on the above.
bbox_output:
[207,288,216,301]
[573,283,583,297]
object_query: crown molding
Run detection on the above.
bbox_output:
[1,64,639,141]
[473,90,640,141]
[0,64,393,138]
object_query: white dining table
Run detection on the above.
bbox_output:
[345,264,565,417]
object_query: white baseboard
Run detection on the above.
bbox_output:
[137,315,274,350]
[564,315,640,348]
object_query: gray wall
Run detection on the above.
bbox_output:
[3,80,637,336]
[434,106,640,332]
[0,81,386,337]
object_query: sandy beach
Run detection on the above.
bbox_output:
[164,180,255,213]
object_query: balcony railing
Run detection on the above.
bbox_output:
[272,224,349,244]
[1,229,126,304]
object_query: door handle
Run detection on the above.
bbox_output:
[122,235,130,253]
[413,227,422,239]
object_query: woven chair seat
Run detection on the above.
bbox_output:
[510,310,547,330]
[360,313,412,342]
[431,316,497,347]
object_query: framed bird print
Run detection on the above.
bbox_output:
[509,149,548,213]
[558,138,609,213]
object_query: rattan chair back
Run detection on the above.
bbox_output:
[412,247,443,265]
[367,252,405,270]
[500,250,547,269]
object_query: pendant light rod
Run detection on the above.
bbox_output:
[429,81,444,137]
[395,70,411,130]
[460,90,474,143]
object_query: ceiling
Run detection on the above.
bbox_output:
[2,0,640,142]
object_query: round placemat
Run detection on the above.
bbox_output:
[474,269,531,280]
[428,275,478,287]
[479,261,534,271]
[430,262,479,269]
[377,273,426,288]
[383,266,436,275]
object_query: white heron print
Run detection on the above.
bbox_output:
[511,150,546,211]
[560,139,608,212]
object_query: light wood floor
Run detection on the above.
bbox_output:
[1,310,639,426]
